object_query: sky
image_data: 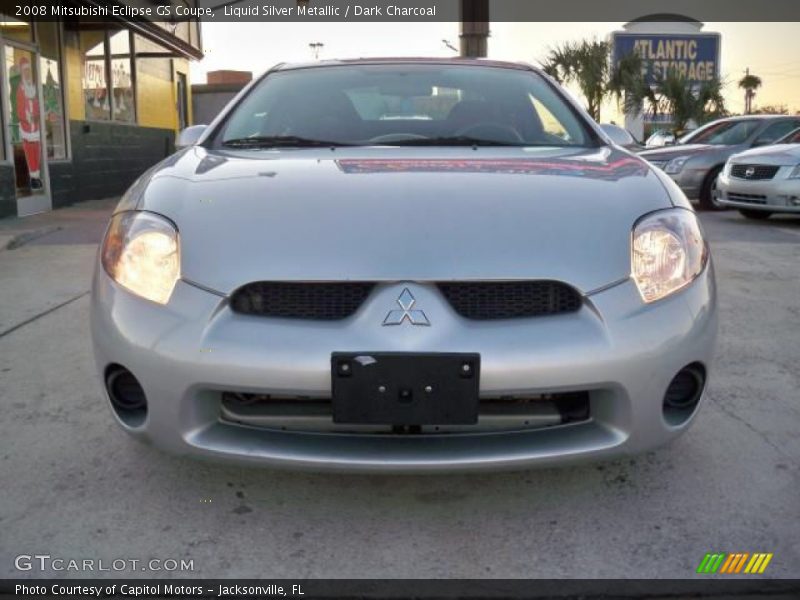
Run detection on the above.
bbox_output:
[190,21,800,119]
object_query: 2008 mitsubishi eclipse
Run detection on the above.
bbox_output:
[91,58,717,472]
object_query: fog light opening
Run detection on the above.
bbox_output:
[663,363,706,426]
[105,365,147,427]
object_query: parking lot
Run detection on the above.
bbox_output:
[0,200,798,579]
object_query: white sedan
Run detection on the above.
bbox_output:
[718,127,800,219]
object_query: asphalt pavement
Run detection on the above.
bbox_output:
[0,200,798,579]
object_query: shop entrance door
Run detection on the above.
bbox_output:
[3,43,51,216]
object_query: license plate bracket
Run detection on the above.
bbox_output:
[331,352,480,425]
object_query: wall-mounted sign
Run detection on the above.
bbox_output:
[612,33,721,85]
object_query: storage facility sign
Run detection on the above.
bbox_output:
[612,33,721,85]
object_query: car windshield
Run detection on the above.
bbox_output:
[778,127,800,144]
[681,120,760,146]
[218,64,594,148]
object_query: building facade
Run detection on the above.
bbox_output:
[0,7,202,218]
[191,69,252,126]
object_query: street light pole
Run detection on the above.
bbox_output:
[309,42,324,60]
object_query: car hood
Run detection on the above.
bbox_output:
[638,144,715,160]
[729,143,800,166]
[132,146,672,295]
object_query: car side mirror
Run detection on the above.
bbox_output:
[176,125,208,149]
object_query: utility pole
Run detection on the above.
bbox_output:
[459,0,489,57]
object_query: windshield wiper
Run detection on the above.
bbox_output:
[222,135,355,148]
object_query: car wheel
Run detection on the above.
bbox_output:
[697,167,726,211]
[739,209,773,220]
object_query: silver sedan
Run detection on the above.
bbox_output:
[718,127,800,219]
[639,115,800,211]
[91,59,717,472]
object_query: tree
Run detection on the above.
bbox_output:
[541,39,726,131]
[752,104,788,115]
[738,72,762,114]
[608,52,658,117]
[652,71,726,135]
[541,40,611,121]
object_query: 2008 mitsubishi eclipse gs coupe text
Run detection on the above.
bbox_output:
[91,58,717,472]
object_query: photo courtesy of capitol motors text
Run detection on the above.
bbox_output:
[14,583,306,597]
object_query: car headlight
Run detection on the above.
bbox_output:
[101,211,180,305]
[664,156,690,174]
[632,208,708,303]
[788,164,800,179]
[723,160,733,177]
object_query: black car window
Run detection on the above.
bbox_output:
[755,121,800,145]
[778,127,800,144]
[682,120,760,146]
[217,64,595,148]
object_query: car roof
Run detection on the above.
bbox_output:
[273,57,536,72]
[717,114,794,122]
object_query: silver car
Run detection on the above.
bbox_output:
[718,127,800,219]
[640,116,800,211]
[91,59,717,472]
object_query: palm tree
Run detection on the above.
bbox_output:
[695,77,727,123]
[608,52,658,119]
[738,73,762,114]
[653,71,727,135]
[655,70,698,135]
[541,40,610,121]
[542,42,652,123]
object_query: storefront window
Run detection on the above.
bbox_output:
[109,29,135,122]
[134,34,175,129]
[37,21,67,159]
[76,26,136,123]
[79,26,110,121]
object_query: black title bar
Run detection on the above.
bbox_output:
[9,0,800,22]
[3,579,800,599]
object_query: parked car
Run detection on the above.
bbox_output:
[639,115,800,210]
[718,127,800,219]
[91,58,717,472]
[599,123,644,151]
[645,130,677,148]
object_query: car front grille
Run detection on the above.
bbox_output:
[220,390,591,434]
[231,281,582,321]
[230,282,376,320]
[728,192,768,205]
[730,164,780,180]
[437,281,582,320]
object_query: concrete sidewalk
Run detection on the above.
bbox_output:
[0,198,117,336]
[0,198,117,252]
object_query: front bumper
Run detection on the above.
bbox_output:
[718,171,800,213]
[90,266,717,472]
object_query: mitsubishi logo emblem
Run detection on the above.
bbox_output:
[383,288,430,326]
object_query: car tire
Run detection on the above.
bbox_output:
[697,166,727,211]
[739,209,773,220]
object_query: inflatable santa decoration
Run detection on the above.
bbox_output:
[16,57,42,191]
